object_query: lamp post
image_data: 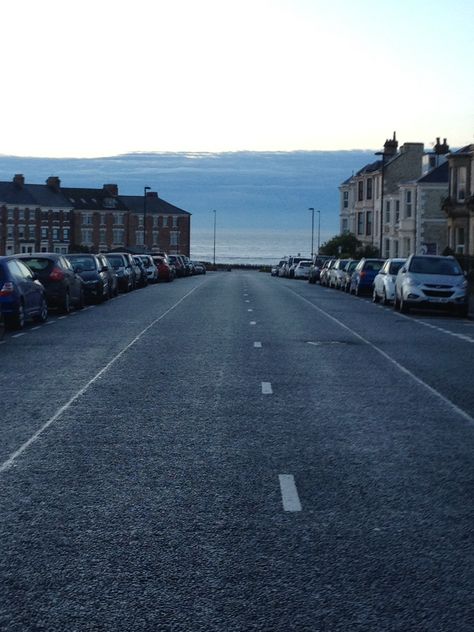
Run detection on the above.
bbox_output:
[308,207,315,257]
[143,186,151,252]
[317,209,321,255]
[374,152,385,256]
[213,209,217,268]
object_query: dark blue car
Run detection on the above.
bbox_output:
[0,256,48,330]
[349,258,385,296]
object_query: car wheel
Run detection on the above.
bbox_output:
[457,305,469,318]
[5,302,25,330]
[34,297,48,323]
[372,288,380,303]
[61,290,71,314]
[77,288,85,309]
[400,294,409,314]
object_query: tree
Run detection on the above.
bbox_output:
[319,234,362,258]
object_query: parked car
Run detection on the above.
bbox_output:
[168,255,185,277]
[287,256,310,278]
[308,256,329,284]
[97,253,119,298]
[191,261,206,275]
[66,253,110,303]
[105,253,135,292]
[15,253,84,313]
[372,258,406,305]
[328,259,349,289]
[278,258,289,277]
[132,256,149,288]
[340,260,359,292]
[0,256,48,330]
[293,260,312,279]
[349,258,385,295]
[136,255,159,283]
[319,259,336,286]
[394,255,468,316]
[152,255,175,282]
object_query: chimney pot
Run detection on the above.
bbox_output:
[13,174,25,187]
[103,183,118,196]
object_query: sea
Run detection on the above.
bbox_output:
[190,227,318,266]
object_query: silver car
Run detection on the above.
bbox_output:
[372,258,406,304]
[394,255,468,316]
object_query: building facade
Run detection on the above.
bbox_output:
[0,176,191,257]
[442,144,474,256]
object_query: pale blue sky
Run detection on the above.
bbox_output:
[1,0,472,157]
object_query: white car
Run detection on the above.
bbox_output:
[136,254,159,283]
[294,260,312,279]
[372,258,406,304]
[394,255,468,316]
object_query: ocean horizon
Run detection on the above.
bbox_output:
[190,227,324,266]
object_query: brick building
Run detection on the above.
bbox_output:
[0,176,191,256]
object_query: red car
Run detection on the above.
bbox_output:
[152,256,175,282]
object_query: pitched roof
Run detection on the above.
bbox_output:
[417,161,449,184]
[61,187,129,211]
[0,180,72,207]
[119,194,191,216]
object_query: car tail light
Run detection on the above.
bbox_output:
[49,267,65,281]
[0,282,14,296]
[360,271,367,278]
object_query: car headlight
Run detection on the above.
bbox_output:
[458,279,468,289]
[405,275,420,287]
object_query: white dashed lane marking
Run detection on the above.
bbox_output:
[261,382,273,394]
[279,474,302,512]
[254,342,262,348]
[250,321,257,325]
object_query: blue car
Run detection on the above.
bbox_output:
[0,256,48,330]
[350,258,385,296]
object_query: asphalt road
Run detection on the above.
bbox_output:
[1,271,474,631]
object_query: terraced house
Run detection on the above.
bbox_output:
[442,144,474,256]
[339,134,453,258]
[0,175,191,256]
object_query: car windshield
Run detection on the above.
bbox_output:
[363,261,384,272]
[389,261,404,275]
[68,257,96,271]
[18,257,53,272]
[106,255,124,269]
[409,257,462,275]
[298,261,311,267]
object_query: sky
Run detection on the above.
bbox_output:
[0,0,472,158]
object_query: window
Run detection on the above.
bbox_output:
[404,237,411,255]
[172,216,178,228]
[113,229,124,244]
[18,225,25,239]
[385,239,390,257]
[162,216,168,228]
[99,229,106,244]
[153,216,159,227]
[41,227,48,239]
[343,191,349,208]
[136,230,144,246]
[7,226,13,238]
[152,230,159,244]
[342,218,348,233]
[18,209,25,220]
[358,181,364,201]
[405,191,412,218]
[456,166,467,201]
[63,228,70,240]
[170,232,179,246]
[113,213,124,225]
[357,212,364,235]
[52,228,60,240]
[456,227,465,253]
[7,208,14,220]
[366,178,373,200]
[395,200,400,223]
[366,211,372,236]
[82,228,93,244]
[394,240,399,257]
[385,201,391,223]
[83,213,93,225]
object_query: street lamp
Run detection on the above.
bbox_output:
[213,209,217,268]
[308,208,315,257]
[317,209,321,255]
[374,152,386,256]
[143,186,151,251]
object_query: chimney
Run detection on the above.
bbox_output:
[103,183,118,196]
[434,137,450,155]
[146,191,159,198]
[383,131,398,157]
[13,174,25,188]
[46,176,61,191]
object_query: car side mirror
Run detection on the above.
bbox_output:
[102,266,109,272]
[400,267,407,274]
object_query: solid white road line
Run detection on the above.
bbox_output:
[289,287,474,425]
[247,308,253,312]
[12,333,26,338]
[261,382,273,394]
[250,321,257,325]
[0,283,205,474]
[254,342,262,348]
[279,474,302,512]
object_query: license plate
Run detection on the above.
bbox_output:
[428,297,449,303]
